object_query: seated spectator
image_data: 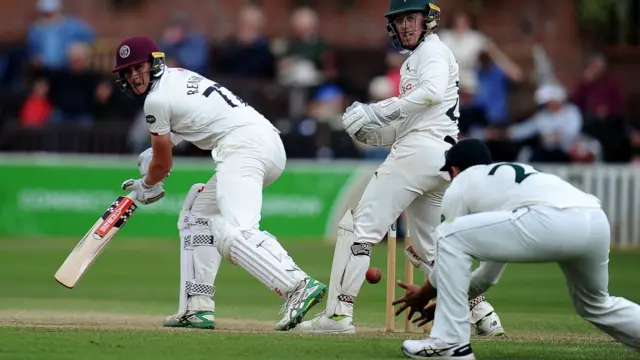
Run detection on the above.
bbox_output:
[280,85,357,159]
[573,53,627,162]
[39,42,110,125]
[20,79,52,127]
[27,0,95,70]
[217,5,275,78]
[274,7,337,87]
[507,84,582,163]
[159,11,210,76]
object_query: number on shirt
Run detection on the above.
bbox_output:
[488,163,539,184]
[446,81,460,122]
[202,83,247,108]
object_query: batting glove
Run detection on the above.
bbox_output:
[137,148,153,177]
[121,178,165,205]
[137,148,171,180]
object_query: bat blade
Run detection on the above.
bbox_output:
[54,192,137,288]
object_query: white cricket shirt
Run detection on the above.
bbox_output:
[393,34,460,140]
[143,67,275,150]
[442,162,601,220]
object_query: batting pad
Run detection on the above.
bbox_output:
[326,209,371,318]
[175,184,221,317]
[228,230,303,297]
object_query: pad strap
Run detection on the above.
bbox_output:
[186,280,215,297]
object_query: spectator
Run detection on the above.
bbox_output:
[217,5,275,78]
[41,42,110,125]
[439,11,521,106]
[474,51,522,126]
[573,54,625,120]
[507,84,582,163]
[275,7,337,87]
[280,85,357,159]
[27,0,95,70]
[466,51,524,161]
[19,79,52,128]
[573,53,628,162]
[159,11,210,76]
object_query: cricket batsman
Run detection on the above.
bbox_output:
[295,0,504,335]
[393,139,640,359]
[112,36,326,330]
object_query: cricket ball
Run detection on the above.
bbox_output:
[365,267,382,284]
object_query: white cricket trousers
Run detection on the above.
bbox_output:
[430,205,640,350]
[354,132,453,254]
[191,124,286,228]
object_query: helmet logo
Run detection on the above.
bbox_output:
[119,45,131,59]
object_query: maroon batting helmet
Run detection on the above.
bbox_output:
[113,36,166,96]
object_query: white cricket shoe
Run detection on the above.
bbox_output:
[402,337,475,359]
[275,277,327,331]
[293,311,356,334]
[473,311,505,336]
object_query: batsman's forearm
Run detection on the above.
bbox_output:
[144,162,170,186]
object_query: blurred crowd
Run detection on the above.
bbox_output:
[0,0,638,163]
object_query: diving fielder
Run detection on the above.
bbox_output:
[113,36,326,330]
[295,0,504,335]
[394,139,640,359]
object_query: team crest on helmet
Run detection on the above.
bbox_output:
[119,45,131,59]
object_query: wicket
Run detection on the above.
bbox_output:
[385,219,417,332]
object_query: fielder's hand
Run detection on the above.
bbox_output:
[121,178,165,205]
[392,280,436,325]
[410,301,437,327]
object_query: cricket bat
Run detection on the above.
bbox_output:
[54,192,138,289]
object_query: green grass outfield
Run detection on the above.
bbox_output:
[1,238,639,359]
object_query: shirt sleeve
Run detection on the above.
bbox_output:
[397,43,451,115]
[144,94,171,136]
[440,177,470,223]
[468,261,507,299]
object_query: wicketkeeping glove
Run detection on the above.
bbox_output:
[121,178,165,205]
[342,100,403,141]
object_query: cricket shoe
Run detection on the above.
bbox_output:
[293,311,356,334]
[402,337,475,359]
[162,310,215,329]
[275,277,327,331]
[472,311,505,337]
[469,297,505,337]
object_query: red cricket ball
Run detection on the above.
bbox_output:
[366,267,382,284]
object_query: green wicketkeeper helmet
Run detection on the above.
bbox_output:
[385,0,441,51]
